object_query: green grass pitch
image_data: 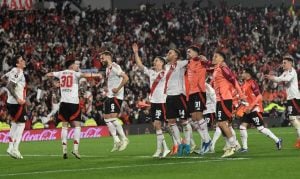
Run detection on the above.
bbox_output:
[0,127,300,179]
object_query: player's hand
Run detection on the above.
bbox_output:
[245,108,251,114]
[132,43,139,54]
[264,74,274,80]
[199,55,207,61]
[112,88,119,94]
[17,98,26,105]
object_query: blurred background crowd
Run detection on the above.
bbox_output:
[0,0,299,129]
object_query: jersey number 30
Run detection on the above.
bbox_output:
[61,75,73,87]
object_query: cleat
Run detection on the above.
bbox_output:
[221,147,235,158]
[200,140,211,155]
[170,145,178,155]
[235,142,241,151]
[238,148,248,153]
[71,151,81,159]
[193,149,201,154]
[111,142,122,152]
[161,149,171,158]
[12,150,23,159]
[118,139,129,151]
[7,149,17,159]
[190,144,197,154]
[177,144,184,156]
[276,138,282,150]
[152,150,161,158]
[63,153,68,159]
[223,145,230,151]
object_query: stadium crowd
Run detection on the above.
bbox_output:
[0,1,299,129]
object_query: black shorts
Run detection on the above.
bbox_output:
[216,100,232,122]
[104,97,122,114]
[204,113,215,127]
[58,102,81,122]
[188,92,206,113]
[7,103,26,123]
[287,99,300,116]
[241,111,264,127]
[166,94,188,120]
[150,103,166,122]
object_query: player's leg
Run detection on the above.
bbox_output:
[239,121,248,152]
[252,112,281,150]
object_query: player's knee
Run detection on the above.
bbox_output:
[289,115,297,121]
[256,126,264,131]
[239,125,246,130]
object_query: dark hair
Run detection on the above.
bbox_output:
[188,45,200,54]
[12,55,23,67]
[215,50,227,61]
[244,67,256,79]
[100,50,113,57]
[65,60,75,69]
[283,54,294,64]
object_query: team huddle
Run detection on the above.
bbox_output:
[3,43,300,159]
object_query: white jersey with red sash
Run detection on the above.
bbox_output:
[143,66,166,103]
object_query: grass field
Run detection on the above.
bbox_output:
[0,127,300,179]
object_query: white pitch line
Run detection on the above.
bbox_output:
[0,158,249,177]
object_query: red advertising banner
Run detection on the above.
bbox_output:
[1,0,35,10]
[0,126,110,143]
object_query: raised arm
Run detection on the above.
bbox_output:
[132,43,144,69]
[45,72,54,77]
[81,73,103,79]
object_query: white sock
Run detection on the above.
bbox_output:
[13,123,25,151]
[182,122,191,145]
[73,127,81,152]
[257,126,279,143]
[211,126,222,150]
[199,119,211,143]
[170,124,181,144]
[239,125,248,149]
[229,126,240,146]
[228,136,236,148]
[8,122,17,151]
[61,127,68,154]
[192,121,205,142]
[112,118,127,141]
[106,121,120,143]
[156,130,164,151]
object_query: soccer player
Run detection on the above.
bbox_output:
[132,43,170,158]
[5,55,27,159]
[211,51,245,157]
[239,68,282,152]
[185,45,211,154]
[99,51,129,152]
[164,49,191,156]
[265,54,300,148]
[46,60,102,159]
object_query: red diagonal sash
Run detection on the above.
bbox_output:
[150,71,165,96]
[164,63,177,94]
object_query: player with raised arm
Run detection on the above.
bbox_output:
[132,43,170,158]
[5,55,27,159]
[265,54,300,148]
[99,51,129,152]
[46,60,102,159]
